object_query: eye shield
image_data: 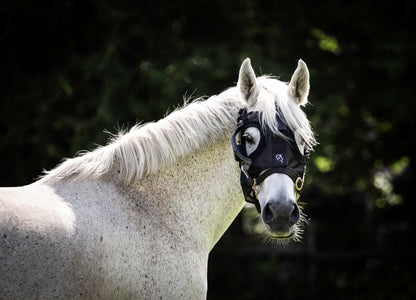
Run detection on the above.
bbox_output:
[231,108,309,210]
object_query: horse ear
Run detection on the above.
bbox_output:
[238,58,259,107]
[288,59,310,106]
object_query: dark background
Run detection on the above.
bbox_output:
[1,1,415,299]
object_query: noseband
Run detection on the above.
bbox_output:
[231,108,310,212]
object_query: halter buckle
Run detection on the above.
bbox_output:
[295,177,303,202]
[295,177,304,191]
[252,178,260,197]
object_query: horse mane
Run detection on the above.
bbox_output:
[42,77,316,184]
[43,88,243,184]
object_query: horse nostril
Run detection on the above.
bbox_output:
[262,201,300,227]
[289,203,300,225]
[263,203,274,225]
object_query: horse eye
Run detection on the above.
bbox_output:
[243,134,254,144]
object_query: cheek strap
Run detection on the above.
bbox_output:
[240,165,305,213]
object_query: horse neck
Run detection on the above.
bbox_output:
[39,90,246,253]
[134,136,245,252]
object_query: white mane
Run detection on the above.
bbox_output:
[43,77,316,184]
[43,88,242,184]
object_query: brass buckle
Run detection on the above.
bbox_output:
[295,177,304,192]
[295,177,303,202]
[252,178,260,197]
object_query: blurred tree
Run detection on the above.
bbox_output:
[1,0,415,298]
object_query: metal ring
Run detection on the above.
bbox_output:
[295,177,304,192]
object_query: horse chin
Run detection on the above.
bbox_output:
[270,229,295,240]
[265,226,301,245]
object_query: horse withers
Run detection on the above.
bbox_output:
[0,58,316,299]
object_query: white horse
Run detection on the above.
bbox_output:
[0,58,316,299]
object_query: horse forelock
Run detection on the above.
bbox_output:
[251,76,317,149]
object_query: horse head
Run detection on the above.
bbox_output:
[232,58,315,242]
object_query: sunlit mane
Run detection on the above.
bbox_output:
[43,88,242,184]
[43,77,315,184]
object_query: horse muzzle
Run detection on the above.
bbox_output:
[261,198,300,238]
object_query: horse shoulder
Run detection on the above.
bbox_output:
[0,183,78,298]
[1,178,210,298]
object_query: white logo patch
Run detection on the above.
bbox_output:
[275,154,284,164]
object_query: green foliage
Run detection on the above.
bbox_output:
[1,1,416,298]
[1,0,414,209]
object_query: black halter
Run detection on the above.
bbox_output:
[231,108,310,212]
